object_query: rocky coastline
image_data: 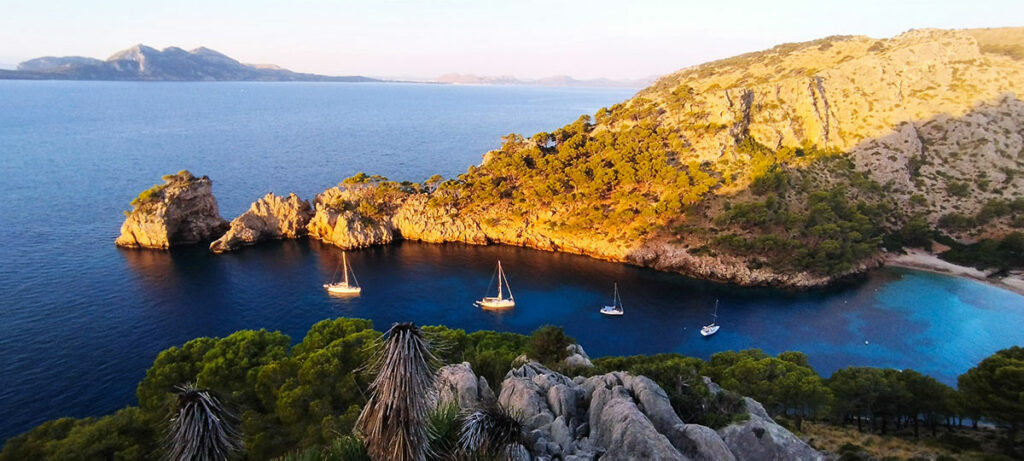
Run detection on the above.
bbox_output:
[112,175,909,290]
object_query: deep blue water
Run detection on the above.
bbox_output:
[0,81,1022,442]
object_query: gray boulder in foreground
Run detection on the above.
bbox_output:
[441,352,824,461]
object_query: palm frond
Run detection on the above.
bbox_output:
[355,322,440,461]
[165,383,243,461]
[458,404,528,460]
[427,400,462,461]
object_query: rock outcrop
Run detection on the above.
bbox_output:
[718,398,824,461]
[115,171,228,249]
[209,193,313,253]
[436,362,496,410]
[305,187,398,249]
[440,359,822,461]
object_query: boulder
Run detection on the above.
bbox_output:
[498,376,553,431]
[116,171,228,249]
[717,398,824,461]
[675,424,736,461]
[587,385,686,461]
[209,192,313,253]
[436,362,495,410]
[561,343,595,369]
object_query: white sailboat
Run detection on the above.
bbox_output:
[476,260,515,309]
[323,252,361,295]
[600,282,624,316]
[700,299,720,337]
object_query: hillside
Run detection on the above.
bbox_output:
[282,27,1022,288]
[0,45,379,82]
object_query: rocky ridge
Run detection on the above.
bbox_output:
[436,358,823,461]
[115,171,228,249]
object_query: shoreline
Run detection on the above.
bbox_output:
[883,248,1024,296]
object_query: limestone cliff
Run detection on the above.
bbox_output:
[302,27,1024,287]
[143,28,1024,287]
[633,27,1024,239]
[115,171,228,249]
[209,193,314,253]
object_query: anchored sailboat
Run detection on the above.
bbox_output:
[600,282,624,316]
[476,260,515,309]
[323,252,361,295]
[700,299,720,337]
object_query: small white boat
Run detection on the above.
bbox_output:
[600,282,624,316]
[700,299,720,337]
[476,260,515,309]
[323,252,361,295]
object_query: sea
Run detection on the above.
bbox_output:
[0,80,1021,441]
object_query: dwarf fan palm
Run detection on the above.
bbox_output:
[458,404,528,460]
[166,383,243,461]
[356,322,441,461]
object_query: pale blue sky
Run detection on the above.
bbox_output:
[0,0,1020,79]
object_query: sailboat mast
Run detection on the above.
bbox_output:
[497,261,504,299]
[343,252,349,285]
[713,299,718,322]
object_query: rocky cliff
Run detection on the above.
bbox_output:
[210,193,314,253]
[436,359,823,460]
[123,28,1024,288]
[297,27,1024,287]
[115,171,229,249]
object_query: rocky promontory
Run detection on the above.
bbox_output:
[436,358,823,460]
[115,171,228,249]
[115,27,1024,289]
[210,193,314,253]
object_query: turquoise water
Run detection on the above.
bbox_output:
[0,81,1021,442]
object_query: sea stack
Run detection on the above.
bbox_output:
[115,170,229,249]
[210,192,314,253]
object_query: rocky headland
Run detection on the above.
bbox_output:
[436,355,823,461]
[115,171,228,249]
[116,28,1024,289]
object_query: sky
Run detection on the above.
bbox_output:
[0,0,1021,79]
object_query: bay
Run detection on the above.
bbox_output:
[0,81,1020,442]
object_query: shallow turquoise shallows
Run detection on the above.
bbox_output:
[0,81,1021,442]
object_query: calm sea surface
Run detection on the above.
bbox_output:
[0,81,1021,441]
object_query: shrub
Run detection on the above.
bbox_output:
[526,325,574,366]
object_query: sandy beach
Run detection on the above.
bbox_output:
[885,248,1024,296]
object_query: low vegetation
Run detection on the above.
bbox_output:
[2,319,1020,460]
[128,170,196,208]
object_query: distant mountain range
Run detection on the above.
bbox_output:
[432,73,656,88]
[0,45,379,82]
[0,44,655,87]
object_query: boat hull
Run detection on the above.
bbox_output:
[600,306,623,316]
[700,325,720,337]
[476,297,515,309]
[324,283,361,295]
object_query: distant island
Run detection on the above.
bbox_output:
[0,44,380,82]
[0,45,654,87]
[431,72,656,88]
